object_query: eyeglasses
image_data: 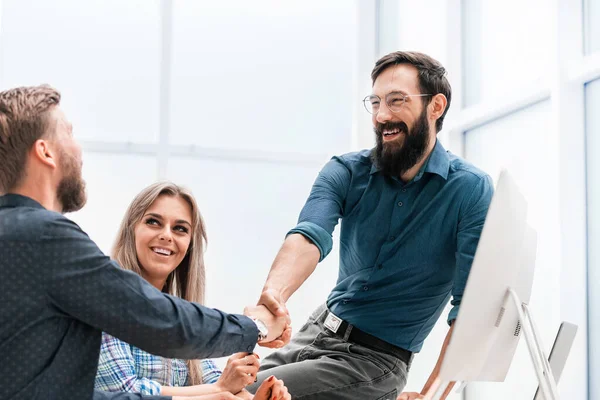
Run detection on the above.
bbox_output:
[362,92,432,114]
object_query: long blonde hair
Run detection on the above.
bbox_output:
[112,181,207,385]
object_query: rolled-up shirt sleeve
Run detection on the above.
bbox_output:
[40,216,259,360]
[448,174,494,324]
[288,156,351,261]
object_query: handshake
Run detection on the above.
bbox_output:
[244,289,292,349]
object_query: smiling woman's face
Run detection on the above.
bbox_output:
[134,194,193,289]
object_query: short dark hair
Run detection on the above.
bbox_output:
[371,51,452,132]
[0,85,61,193]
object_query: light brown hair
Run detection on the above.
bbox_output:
[0,85,61,193]
[112,181,207,385]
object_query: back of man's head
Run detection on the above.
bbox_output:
[0,85,61,194]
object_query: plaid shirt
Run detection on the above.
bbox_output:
[95,332,222,395]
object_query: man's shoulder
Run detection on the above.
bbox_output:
[447,152,491,184]
[0,206,82,241]
[332,149,374,170]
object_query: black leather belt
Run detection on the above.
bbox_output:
[323,311,413,366]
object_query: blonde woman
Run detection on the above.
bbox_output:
[95,182,289,400]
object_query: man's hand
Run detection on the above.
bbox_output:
[255,289,292,348]
[244,289,292,348]
[243,304,288,344]
[258,288,288,318]
[397,392,423,400]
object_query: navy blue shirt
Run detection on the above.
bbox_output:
[289,140,493,352]
[0,194,258,400]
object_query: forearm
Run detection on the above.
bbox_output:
[420,324,455,398]
[161,384,222,397]
[263,233,320,302]
[93,390,170,400]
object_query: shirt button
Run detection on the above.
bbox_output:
[389,236,395,241]
[363,286,369,291]
[402,189,407,192]
[397,201,403,207]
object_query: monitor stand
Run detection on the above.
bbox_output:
[423,288,564,400]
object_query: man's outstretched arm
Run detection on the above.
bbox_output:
[244,233,320,348]
[245,157,352,347]
[262,233,320,306]
[258,233,320,308]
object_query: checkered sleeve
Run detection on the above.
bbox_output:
[200,359,222,384]
[95,333,162,395]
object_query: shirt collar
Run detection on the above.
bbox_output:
[370,139,450,181]
[0,193,46,210]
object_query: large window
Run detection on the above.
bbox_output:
[0,0,358,359]
[169,0,355,154]
[0,0,162,143]
[461,0,553,107]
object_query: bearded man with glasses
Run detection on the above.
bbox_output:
[244,51,494,400]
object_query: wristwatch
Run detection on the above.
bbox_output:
[250,317,268,341]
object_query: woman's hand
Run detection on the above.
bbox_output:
[215,352,260,394]
[253,376,291,400]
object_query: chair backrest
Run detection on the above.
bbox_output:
[533,322,578,400]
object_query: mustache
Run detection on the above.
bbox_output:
[375,121,409,136]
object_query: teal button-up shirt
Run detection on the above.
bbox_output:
[289,140,493,352]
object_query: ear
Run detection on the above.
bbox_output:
[429,93,448,124]
[31,139,58,170]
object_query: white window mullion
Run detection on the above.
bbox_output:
[441,0,463,157]
[553,0,588,398]
[352,0,378,151]
[158,0,173,180]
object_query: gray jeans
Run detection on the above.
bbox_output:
[247,304,410,399]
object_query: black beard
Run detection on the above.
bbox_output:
[57,153,87,214]
[371,108,430,178]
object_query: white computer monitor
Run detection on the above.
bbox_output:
[439,169,534,382]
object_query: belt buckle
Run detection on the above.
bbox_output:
[324,311,342,333]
